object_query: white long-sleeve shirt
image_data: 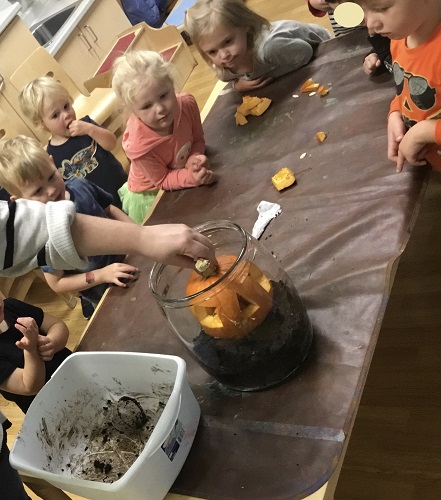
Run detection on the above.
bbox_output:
[0,199,88,278]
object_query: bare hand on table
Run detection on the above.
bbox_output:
[187,155,216,185]
[387,111,406,170]
[396,121,432,173]
[186,154,210,171]
[363,52,381,75]
[98,262,139,287]
[234,76,273,92]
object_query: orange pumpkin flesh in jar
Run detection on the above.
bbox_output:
[186,255,273,340]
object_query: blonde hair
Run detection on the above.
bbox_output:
[0,135,51,196]
[19,77,73,125]
[112,50,175,107]
[185,0,270,72]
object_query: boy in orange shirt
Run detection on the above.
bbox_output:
[356,0,441,172]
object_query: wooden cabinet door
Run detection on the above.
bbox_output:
[0,16,44,140]
[77,0,131,58]
[55,0,131,93]
[0,92,38,139]
[55,26,102,92]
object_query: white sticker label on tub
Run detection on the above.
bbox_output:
[162,419,185,461]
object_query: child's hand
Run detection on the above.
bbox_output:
[37,335,56,361]
[144,224,217,269]
[387,112,406,168]
[363,53,381,75]
[396,122,430,173]
[234,76,273,92]
[186,154,210,172]
[68,120,91,137]
[97,263,139,287]
[192,166,216,186]
[309,0,340,12]
[15,318,39,352]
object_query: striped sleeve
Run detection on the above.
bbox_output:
[0,199,87,277]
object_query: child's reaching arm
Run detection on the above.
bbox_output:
[68,119,117,151]
[37,313,69,362]
[71,217,217,269]
[43,262,138,295]
[0,317,45,395]
[105,204,136,223]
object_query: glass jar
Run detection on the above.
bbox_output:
[149,220,313,391]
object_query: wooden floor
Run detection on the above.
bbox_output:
[2,1,441,499]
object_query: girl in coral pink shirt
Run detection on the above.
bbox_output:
[112,50,216,224]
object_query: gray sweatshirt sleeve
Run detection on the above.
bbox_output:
[0,199,88,277]
[258,21,331,80]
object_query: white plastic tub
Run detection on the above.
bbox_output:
[10,352,200,500]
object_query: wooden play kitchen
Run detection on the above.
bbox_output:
[149,220,313,391]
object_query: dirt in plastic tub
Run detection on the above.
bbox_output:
[36,386,172,483]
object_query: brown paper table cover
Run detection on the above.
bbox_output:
[78,30,430,499]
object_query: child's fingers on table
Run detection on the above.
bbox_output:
[252,77,273,89]
[396,151,406,173]
[114,271,138,286]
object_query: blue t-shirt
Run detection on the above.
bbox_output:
[47,115,127,209]
[41,177,123,303]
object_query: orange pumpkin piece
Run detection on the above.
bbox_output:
[235,111,248,126]
[316,131,327,143]
[186,255,273,339]
[236,96,262,116]
[300,78,314,92]
[303,83,320,93]
[272,167,296,191]
[317,85,329,96]
[249,97,272,116]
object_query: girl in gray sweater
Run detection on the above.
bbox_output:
[185,0,330,92]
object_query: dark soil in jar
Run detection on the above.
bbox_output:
[192,280,313,391]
